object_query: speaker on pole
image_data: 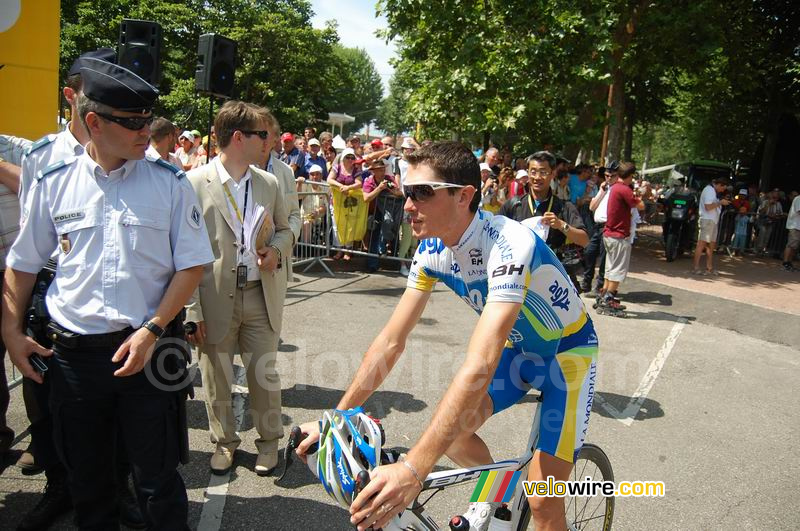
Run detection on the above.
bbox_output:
[195,34,237,98]
[118,19,162,85]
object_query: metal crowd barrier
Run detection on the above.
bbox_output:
[291,179,413,273]
[294,181,334,276]
[716,208,788,257]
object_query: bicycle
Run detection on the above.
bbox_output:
[279,392,615,530]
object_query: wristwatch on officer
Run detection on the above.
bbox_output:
[560,222,571,235]
[141,319,165,340]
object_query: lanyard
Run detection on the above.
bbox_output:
[223,179,250,256]
[528,193,554,216]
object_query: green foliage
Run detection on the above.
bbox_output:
[378,0,800,168]
[327,45,384,135]
[58,0,365,133]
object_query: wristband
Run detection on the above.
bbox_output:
[399,454,423,488]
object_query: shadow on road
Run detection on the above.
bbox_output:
[592,391,665,422]
[282,384,427,418]
[622,291,673,306]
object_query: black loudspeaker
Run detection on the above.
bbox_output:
[118,19,162,85]
[195,33,237,98]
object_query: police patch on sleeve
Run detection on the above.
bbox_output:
[187,204,202,229]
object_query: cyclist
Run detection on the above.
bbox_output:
[296,141,598,531]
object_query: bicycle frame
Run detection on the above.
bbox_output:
[382,396,543,530]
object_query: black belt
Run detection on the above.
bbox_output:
[47,322,135,349]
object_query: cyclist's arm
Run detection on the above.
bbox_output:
[336,287,431,409]
[406,300,521,477]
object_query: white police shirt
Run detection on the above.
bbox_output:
[19,125,85,213]
[8,153,214,335]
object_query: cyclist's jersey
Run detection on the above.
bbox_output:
[407,210,598,463]
[407,209,596,358]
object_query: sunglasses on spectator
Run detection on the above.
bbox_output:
[95,112,154,131]
[402,181,466,202]
[240,130,270,140]
[344,155,356,160]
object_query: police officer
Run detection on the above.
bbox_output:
[14,48,149,531]
[2,59,213,530]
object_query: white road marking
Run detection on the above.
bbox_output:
[596,318,687,426]
[197,362,247,531]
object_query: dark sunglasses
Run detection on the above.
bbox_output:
[95,112,154,131]
[240,130,270,140]
[344,155,356,160]
[402,182,466,202]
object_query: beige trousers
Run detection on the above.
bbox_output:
[198,280,282,454]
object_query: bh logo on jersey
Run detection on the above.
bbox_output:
[548,280,570,311]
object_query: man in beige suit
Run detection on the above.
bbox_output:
[185,101,293,475]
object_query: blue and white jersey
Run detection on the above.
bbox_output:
[407,210,596,358]
[8,153,214,334]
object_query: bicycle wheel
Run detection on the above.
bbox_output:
[514,444,615,531]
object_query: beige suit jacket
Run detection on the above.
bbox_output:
[266,154,301,281]
[185,162,293,344]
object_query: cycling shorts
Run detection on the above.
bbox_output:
[487,343,598,464]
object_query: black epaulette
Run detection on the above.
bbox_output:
[147,155,185,179]
[24,134,57,157]
[36,157,76,181]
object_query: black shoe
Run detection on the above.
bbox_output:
[119,484,146,529]
[17,478,72,531]
[579,281,592,293]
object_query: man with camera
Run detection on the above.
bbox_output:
[499,151,589,288]
[363,159,403,272]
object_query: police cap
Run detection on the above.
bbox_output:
[67,48,117,77]
[80,59,158,113]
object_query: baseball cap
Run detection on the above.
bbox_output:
[515,169,529,180]
[369,159,385,169]
[341,147,356,158]
[179,130,195,142]
[190,129,202,139]
[479,163,492,173]
[308,164,324,174]
[370,139,383,149]
[281,132,295,142]
[308,138,321,146]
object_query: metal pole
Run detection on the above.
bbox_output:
[207,94,214,161]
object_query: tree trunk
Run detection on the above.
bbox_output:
[483,130,490,153]
[623,94,635,161]
[603,0,649,163]
[606,71,625,162]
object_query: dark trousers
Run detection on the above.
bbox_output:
[582,222,606,289]
[49,342,188,531]
[0,348,12,454]
[0,292,14,453]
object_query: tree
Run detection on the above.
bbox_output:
[59,0,348,132]
[375,69,414,136]
[327,44,384,135]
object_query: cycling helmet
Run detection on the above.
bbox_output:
[314,407,384,508]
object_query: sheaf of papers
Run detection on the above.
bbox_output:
[243,202,275,255]
[521,216,550,241]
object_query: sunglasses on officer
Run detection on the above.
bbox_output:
[95,112,154,131]
[240,130,270,140]
[402,181,466,202]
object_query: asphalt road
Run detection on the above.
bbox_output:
[1,266,797,530]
